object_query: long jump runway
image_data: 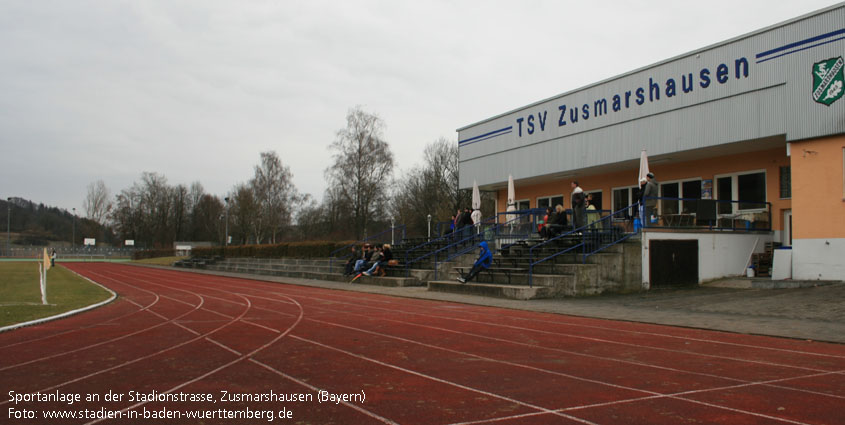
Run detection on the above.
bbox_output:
[1,263,843,424]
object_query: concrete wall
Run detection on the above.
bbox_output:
[641,231,772,287]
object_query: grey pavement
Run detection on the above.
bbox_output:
[144,264,845,345]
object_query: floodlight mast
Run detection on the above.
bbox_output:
[6,197,11,257]
[72,208,76,250]
[224,197,230,247]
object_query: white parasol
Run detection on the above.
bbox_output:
[506,174,516,222]
[637,149,650,220]
[638,150,650,186]
[471,180,482,224]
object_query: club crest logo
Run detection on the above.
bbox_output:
[812,56,844,106]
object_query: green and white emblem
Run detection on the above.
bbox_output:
[812,56,844,106]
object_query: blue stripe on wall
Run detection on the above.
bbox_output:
[459,126,512,145]
[756,28,845,59]
[757,36,845,64]
[459,130,513,147]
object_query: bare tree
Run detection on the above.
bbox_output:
[190,194,224,243]
[250,151,302,243]
[84,180,112,225]
[228,183,260,245]
[391,138,486,237]
[325,106,394,239]
[171,184,190,242]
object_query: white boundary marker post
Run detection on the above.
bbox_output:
[40,248,50,305]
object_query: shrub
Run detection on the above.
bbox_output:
[191,240,357,259]
[133,248,177,260]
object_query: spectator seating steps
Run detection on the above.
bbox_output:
[179,257,423,287]
[426,280,554,300]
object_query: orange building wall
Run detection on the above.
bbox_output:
[497,147,792,231]
[790,135,845,239]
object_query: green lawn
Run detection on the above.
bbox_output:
[0,262,114,328]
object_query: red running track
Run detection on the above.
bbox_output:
[1,263,843,425]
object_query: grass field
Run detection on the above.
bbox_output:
[0,262,113,328]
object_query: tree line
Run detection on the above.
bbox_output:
[93,106,492,248]
[1,197,111,247]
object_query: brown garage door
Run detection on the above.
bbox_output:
[649,240,698,287]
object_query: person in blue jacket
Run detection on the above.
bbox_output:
[457,241,492,284]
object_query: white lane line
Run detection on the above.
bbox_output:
[206,274,845,359]
[129,268,840,425]
[0,289,252,408]
[0,268,148,346]
[138,266,840,398]
[92,269,401,425]
[251,359,401,425]
[85,294,304,425]
[289,334,600,425]
[148,269,845,400]
[0,283,203,373]
[290,309,831,425]
[257,288,838,373]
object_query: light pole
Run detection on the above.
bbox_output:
[6,197,11,257]
[390,218,395,246]
[427,214,432,241]
[72,207,76,250]
[224,197,230,247]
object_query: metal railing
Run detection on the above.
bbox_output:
[428,211,534,280]
[1,246,138,259]
[642,197,772,231]
[402,214,499,277]
[528,204,638,287]
[328,225,406,273]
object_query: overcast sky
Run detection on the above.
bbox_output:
[1,0,840,214]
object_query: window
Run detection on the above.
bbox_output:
[717,176,732,214]
[738,172,766,210]
[515,199,530,211]
[659,179,703,215]
[682,180,702,214]
[612,186,638,212]
[715,170,767,213]
[537,195,564,210]
[779,166,791,199]
[660,182,679,214]
[586,191,603,210]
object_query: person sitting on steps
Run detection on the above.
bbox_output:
[353,244,373,274]
[363,244,392,276]
[456,241,492,284]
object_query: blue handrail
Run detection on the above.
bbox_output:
[402,214,498,276]
[431,211,533,280]
[528,203,638,287]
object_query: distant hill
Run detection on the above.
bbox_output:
[0,197,115,247]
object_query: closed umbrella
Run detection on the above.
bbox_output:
[638,150,650,185]
[506,174,516,222]
[637,150,650,225]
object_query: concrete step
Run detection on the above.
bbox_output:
[219,258,332,267]
[342,274,423,287]
[205,264,423,287]
[427,280,554,300]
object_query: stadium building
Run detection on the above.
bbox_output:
[457,4,845,286]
